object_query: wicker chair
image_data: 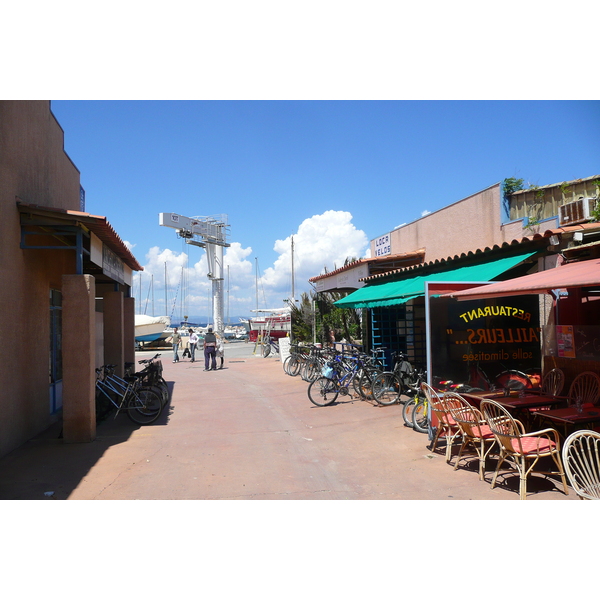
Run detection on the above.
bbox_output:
[446,392,497,481]
[541,368,565,396]
[562,430,600,500]
[528,368,565,422]
[566,371,600,407]
[421,383,461,463]
[480,398,569,500]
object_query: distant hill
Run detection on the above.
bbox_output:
[168,315,251,325]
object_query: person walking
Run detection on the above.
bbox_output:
[216,333,225,369]
[203,327,217,371]
[170,327,182,363]
[189,328,199,362]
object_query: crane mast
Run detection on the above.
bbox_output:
[159,213,230,334]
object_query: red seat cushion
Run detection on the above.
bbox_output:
[511,436,556,455]
[467,424,495,440]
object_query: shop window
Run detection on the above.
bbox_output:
[372,301,426,369]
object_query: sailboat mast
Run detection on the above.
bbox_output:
[255,257,258,312]
[291,235,295,306]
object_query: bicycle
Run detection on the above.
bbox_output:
[400,367,428,428]
[301,345,334,382]
[283,344,311,377]
[96,365,163,425]
[260,337,280,358]
[307,352,382,407]
[375,352,422,406]
[128,354,170,408]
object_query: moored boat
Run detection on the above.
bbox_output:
[135,315,171,343]
[242,308,292,342]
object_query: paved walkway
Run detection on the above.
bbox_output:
[0,343,576,500]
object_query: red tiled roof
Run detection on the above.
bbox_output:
[444,257,600,300]
[16,201,143,271]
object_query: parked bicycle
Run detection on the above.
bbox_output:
[400,367,428,428]
[96,364,163,425]
[126,353,170,408]
[374,351,423,406]
[307,351,383,407]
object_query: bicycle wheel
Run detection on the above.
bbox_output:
[283,355,294,375]
[300,359,312,381]
[289,356,302,377]
[357,369,381,399]
[402,395,419,428]
[308,376,339,407]
[158,377,170,401]
[303,359,322,383]
[126,389,162,425]
[353,372,367,397]
[412,399,429,433]
[373,372,401,406]
[149,383,169,408]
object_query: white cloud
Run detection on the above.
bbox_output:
[136,210,368,317]
[421,210,431,217]
[261,210,368,297]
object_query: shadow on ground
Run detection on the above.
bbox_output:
[0,382,175,500]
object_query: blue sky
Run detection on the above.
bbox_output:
[50,100,600,319]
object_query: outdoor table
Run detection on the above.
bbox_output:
[458,390,565,429]
[532,405,600,437]
[458,390,501,406]
[497,393,565,410]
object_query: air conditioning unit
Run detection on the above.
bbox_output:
[558,197,597,226]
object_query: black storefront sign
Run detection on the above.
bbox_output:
[428,292,541,389]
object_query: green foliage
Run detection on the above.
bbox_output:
[591,181,600,223]
[290,292,314,341]
[560,181,572,195]
[502,177,525,220]
[523,184,546,229]
[502,177,525,198]
[590,199,600,223]
[527,184,545,200]
[289,289,362,344]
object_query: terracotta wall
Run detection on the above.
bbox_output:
[372,184,504,262]
[0,101,82,457]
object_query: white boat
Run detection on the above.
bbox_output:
[135,315,171,343]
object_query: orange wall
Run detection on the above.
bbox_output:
[0,101,82,456]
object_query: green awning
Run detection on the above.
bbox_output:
[334,251,536,309]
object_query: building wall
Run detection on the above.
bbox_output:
[371,184,504,261]
[0,101,83,456]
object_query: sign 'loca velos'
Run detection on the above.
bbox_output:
[374,233,391,257]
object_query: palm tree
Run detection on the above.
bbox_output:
[291,255,363,344]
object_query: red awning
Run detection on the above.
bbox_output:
[443,257,600,301]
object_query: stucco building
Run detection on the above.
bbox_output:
[313,176,600,382]
[0,101,142,458]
